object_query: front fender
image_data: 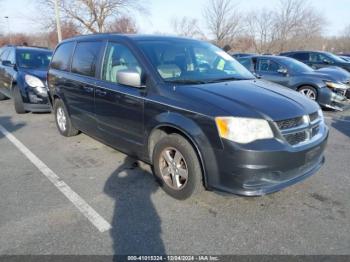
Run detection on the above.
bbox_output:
[146,111,223,189]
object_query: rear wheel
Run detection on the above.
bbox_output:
[299,86,317,101]
[54,99,79,137]
[153,134,204,200]
[13,86,27,114]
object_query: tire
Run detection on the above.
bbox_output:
[54,99,79,137]
[0,92,7,101]
[298,86,318,101]
[153,134,204,200]
[13,86,27,114]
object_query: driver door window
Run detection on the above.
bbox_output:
[257,59,285,73]
[310,53,333,64]
[102,43,142,84]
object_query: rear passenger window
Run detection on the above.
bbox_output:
[51,42,75,71]
[72,42,103,77]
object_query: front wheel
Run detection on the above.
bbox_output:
[299,86,318,101]
[153,134,204,200]
[54,99,79,137]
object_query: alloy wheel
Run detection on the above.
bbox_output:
[159,147,189,190]
[300,89,316,100]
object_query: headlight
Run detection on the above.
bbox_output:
[325,81,348,90]
[25,75,46,95]
[215,117,274,144]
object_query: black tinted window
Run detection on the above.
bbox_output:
[237,57,253,71]
[17,50,52,70]
[51,42,75,71]
[291,53,309,61]
[72,42,103,77]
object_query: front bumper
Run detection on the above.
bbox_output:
[318,87,349,111]
[209,126,329,196]
[23,103,51,113]
[21,88,51,113]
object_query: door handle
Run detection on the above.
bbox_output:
[96,89,107,96]
[83,86,94,93]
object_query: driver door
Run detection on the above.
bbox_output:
[256,58,289,87]
[94,41,145,151]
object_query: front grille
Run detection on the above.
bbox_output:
[276,117,304,130]
[312,126,320,137]
[309,112,319,123]
[276,111,322,146]
[285,131,307,145]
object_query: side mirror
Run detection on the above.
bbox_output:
[323,59,332,64]
[277,68,288,75]
[117,70,142,88]
[253,72,262,79]
[2,60,14,67]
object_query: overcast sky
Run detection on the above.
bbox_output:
[0,0,349,36]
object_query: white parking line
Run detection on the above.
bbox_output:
[0,124,112,233]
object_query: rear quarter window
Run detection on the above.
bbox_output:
[71,41,103,77]
[51,42,76,71]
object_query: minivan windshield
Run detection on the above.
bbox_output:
[138,40,255,83]
[16,49,52,70]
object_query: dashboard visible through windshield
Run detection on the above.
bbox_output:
[138,40,255,84]
[17,50,52,70]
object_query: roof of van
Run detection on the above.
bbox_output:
[61,34,201,43]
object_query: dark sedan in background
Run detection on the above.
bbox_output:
[280,50,350,72]
[237,55,349,111]
[0,45,52,113]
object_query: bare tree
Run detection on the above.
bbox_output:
[203,0,242,47]
[245,9,278,53]
[343,24,350,38]
[171,16,204,39]
[274,0,325,52]
[108,16,138,33]
[48,21,80,47]
[38,0,148,33]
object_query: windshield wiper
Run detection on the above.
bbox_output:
[207,77,248,83]
[167,79,207,84]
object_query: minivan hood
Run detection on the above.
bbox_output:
[186,80,319,121]
[20,68,48,81]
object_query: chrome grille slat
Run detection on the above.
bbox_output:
[276,111,322,146]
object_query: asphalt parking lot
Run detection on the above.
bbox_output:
[0,98,349,255]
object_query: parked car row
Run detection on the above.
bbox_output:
[0,45,52,113]
[236,55,350,111]
[0,35,341,200]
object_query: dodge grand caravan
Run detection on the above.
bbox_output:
[47,34,329,199]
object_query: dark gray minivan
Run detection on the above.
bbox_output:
[48,34,329,199]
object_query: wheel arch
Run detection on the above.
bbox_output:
[148,124,208,188]
[146,112,219,189]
